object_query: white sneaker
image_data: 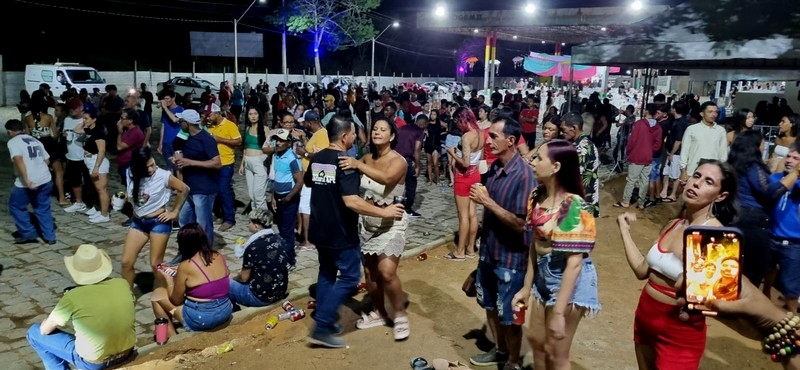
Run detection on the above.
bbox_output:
[89,214,110,224]
[64,203,87,213]
[84,208,98,217]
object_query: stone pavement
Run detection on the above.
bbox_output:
[0,107,460,369]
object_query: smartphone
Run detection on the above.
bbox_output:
[683,226,743,312]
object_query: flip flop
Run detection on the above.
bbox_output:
[661,197,676,203]
[444,252,466,262]
[613,202,629,209]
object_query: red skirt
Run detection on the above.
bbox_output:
[633,288,706,370]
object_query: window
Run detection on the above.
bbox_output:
[66,69,103,84]
[41,70,54,83]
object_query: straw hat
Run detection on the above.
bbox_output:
[64,244,113,285]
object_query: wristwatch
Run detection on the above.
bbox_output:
[304,152,309,158]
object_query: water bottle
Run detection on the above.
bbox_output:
[233,237,247,258]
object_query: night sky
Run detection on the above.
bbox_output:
[5,0,680,75]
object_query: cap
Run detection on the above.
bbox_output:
[271,128,293,141]
[176,110,202,125]
[208,104,221,113]
[299,110,320,123]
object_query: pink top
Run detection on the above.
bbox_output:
[186,256,229,300]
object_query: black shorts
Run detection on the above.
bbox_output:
[65,160,90,187]
[39,137,64,161]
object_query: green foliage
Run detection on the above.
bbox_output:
[277,0,379,51]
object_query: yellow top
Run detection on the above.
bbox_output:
[302,128,330,171]
[208,118,241,166]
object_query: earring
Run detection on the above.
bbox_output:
[707,201,717,219]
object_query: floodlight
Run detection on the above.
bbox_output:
[524,3,536,13]
[392,22,399,27]
[631,0,643,11]
[601,27,607,32]
[513,35,518,39]
[434,4,446,17]
[473,29,479,33]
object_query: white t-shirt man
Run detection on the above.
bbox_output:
[8,134,52,188]
[62,116,85,161]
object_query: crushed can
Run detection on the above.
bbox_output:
[512,302,527,326]
[307,300,316,310]
[278,311,294,321]
[290,309,306,321]
[281,300,295,312]
[357,282,368,293]
[264,316,279,330]
[417,253,428,261]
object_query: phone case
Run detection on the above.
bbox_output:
[682,226,743,312]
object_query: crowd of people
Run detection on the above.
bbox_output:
[7,76,800,370]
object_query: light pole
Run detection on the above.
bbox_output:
[234,0,266,85]
[371,21,399,83]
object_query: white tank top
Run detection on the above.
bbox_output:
[127,168,172,216]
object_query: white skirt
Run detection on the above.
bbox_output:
[359,212,408,257]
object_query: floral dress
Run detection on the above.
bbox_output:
[575,135,600,217]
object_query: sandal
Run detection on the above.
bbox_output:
[444,252,466,262]
[356,310,387,329]
[393,315,410,341]
[465,253,476,259]
[613,202,629,209]
[661,197,676,203]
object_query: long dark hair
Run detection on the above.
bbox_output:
[544,139,585,199]
[130,147,153,206]
[246,107,267,147]
[177,223,215,266]
[731,108,753,133]
[727,130,767,178]
[696,159,738,226]
[780,114,800,138]
[369,118,398,159]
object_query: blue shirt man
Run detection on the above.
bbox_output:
[768,144,800,313]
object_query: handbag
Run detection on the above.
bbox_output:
[462,269,477,297]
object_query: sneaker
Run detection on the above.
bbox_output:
[44,239,57,245]
[64,202,87,213]
[307,332,346,348]
[469,348,508,367]
[218,222,234,232]
[643,199,657,208]
[406,210,422,219]
[89,214,111,224]
[14,237,39,244]
[502,364,522,370]
[84,208,99,217]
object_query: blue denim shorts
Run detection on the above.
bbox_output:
[476,262,526,326]
[533,253,601,314]
[649,158,662,182]
[182,298,232,332]
[770,238,800,297]
[130,216,172,235]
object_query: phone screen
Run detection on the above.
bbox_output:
[684,227,742,311]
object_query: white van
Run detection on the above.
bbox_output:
[25,63,106,98]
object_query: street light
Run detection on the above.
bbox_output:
[371,21,399,81]
[234,0,266,85]
[631,0,644,11]
[473,28,479,33]
[524,3,536,13]
[513,35,518,39]
[434,4,446,17]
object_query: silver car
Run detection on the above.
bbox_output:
[157,77,219,102]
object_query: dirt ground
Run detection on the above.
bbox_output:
[125,177,775,370]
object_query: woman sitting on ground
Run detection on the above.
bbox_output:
[339,118,411,340]
[617,159,737,369]
[152,224,232,335]
[515,139,601,369]
[120,147,189,289]
[228,209,290,307]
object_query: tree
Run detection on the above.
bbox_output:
[282,0,379,83]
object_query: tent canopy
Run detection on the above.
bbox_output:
[572,0,800,69]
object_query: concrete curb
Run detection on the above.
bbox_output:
[131,234,455,362]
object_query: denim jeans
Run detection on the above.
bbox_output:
[275,192,300,266]
[313,247,361,335]
[27,323,134,370]
[179,193,217,246]
[404,158,418,211]
[217,164,236,225]
[228,280,268,307]
[9,182,56,242]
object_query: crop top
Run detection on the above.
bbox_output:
[186,256,229,300]
[525,187,596,254]
[244,128,261,150]
[645,219,684,281]
[361,175,405,206]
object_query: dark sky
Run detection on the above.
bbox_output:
[4,0,680,76]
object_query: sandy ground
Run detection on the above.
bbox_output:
[124,177,775,370]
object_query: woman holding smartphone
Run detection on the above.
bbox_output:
[514,139,600,369]
[616,159,738,370]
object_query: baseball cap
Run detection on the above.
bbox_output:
[299,110,320,123]
[271,129,293,141]
[208,104,221,113]
[176,110,202,125]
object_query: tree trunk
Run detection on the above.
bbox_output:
[315,53,322,85]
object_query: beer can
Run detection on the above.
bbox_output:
[173,150,183,160]
[393,195,407,205]
[281,300,295,312]
[357,282,368,293]
[265,316,279,330]
[417,252,428,261]
[278,311,293,321]
[290,309,306,321]
[307,300,316,309]
[512,302,527,326]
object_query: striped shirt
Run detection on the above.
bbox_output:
[481,153,537,271]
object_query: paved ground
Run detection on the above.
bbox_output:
[0,107,460,369]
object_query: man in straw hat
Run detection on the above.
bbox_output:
[27,244,136,369]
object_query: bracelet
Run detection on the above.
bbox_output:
[763,312,800,361]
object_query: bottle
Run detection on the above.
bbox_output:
[233,237,247,258]
[265,316,279,330]
[155,317,169,345]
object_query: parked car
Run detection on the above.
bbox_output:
[397,81,429,93]
[157,76,219,102]
[421,81,449,93]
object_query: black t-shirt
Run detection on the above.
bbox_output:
[243,232,289,304]
[303,148,361,249]
[141,91,154,113]
[669,116,690,154]
[83,124,107,155]
[653,119,670,157]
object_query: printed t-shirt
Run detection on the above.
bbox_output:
[63,117,85,161]
[304,148,361,249]
[127,167,172,216]
[8,134,51,188]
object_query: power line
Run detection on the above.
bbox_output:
[15,0,230,23]
[374,41,455,59]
